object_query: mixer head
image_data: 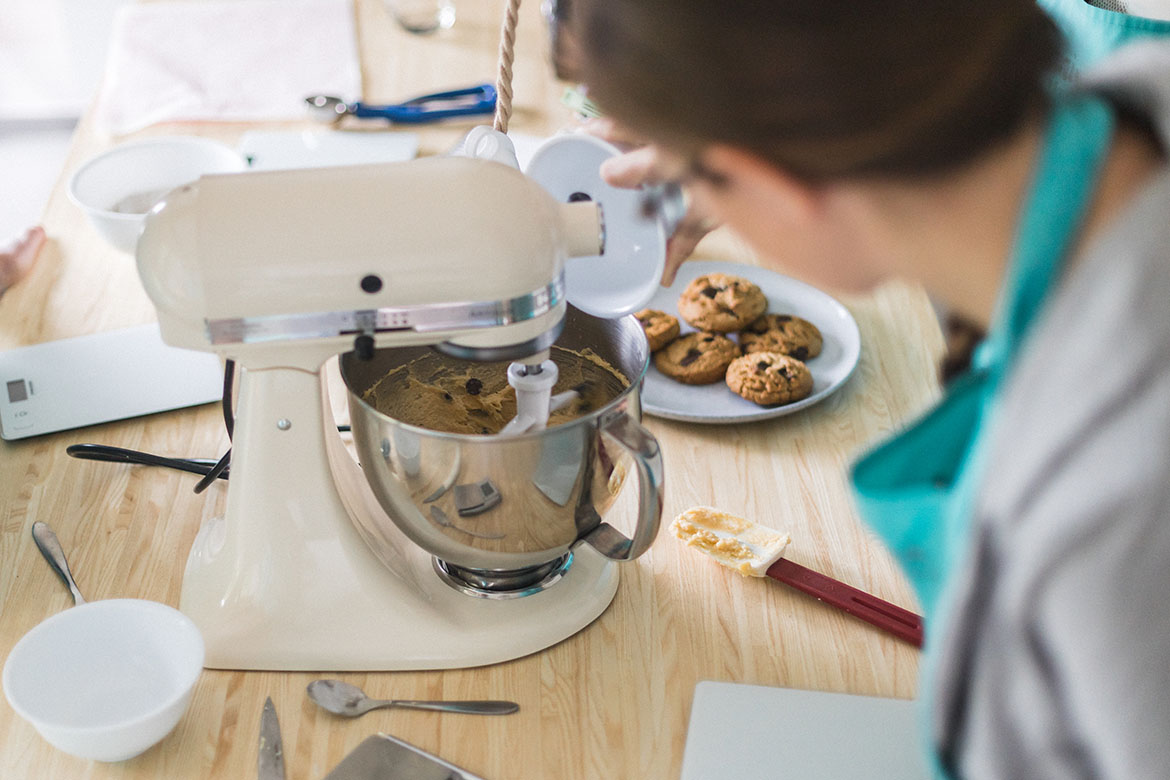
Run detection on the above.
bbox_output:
[136,155,604,372]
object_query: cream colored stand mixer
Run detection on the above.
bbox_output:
[136,131,669,670]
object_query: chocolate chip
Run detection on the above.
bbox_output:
[702,336,714,342]
[481,427,490,434]
[679,349,703,366]
[756,361,770,371]
[465,378,483,395]
[442,392,453,401]
[779,368,790,378]
[790,347,809,360]
[700,286,719,298]
[776,315,792,323]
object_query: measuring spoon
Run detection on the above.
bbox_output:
[306,679,518,717]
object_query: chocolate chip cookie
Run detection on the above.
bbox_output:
[654,331,741,384]
[635,308,680,352]
[677,273,767,333]
[739,314,823,360]
[725,352,814,406]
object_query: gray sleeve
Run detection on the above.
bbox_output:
[1025,401,1170,779]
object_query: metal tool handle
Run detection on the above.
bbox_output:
[31,521,86,605]
[386,699,519,715]
[352,83,497,123]
[766,558,923,647]
[580,414,664,561]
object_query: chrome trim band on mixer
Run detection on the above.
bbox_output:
[204,278,565,345]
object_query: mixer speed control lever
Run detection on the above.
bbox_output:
[352,310,378,360]
[354,334,375,360]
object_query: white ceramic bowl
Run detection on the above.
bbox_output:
[68,137,246,254]
[3,599,204,762]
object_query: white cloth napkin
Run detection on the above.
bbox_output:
[93,0,361,135]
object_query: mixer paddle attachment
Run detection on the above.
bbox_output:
[499,357,578,436]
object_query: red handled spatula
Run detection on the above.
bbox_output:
[765,557,923,647]
[672,507,924,648]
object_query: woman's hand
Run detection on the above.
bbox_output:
[0,226,45,295]
[584,119,718,286]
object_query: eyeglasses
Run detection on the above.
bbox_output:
[542,0,574,79]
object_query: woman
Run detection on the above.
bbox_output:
[588,1,1170,287]
[569,1,1170,777]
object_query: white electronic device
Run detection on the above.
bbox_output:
[681,681,932,779]
[0,324,222,441]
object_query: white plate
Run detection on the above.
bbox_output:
[641,260,861,423]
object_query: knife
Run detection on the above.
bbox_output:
[258,697,286,780]
[323,734,486,780]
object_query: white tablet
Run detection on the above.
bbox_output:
[681,681,931,780]
[0,324,221,440]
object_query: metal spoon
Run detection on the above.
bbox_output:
[306,679,518,717]
[31,521,86,605]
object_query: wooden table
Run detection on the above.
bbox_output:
[0,1,944,777]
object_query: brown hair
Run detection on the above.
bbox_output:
[572,1,1063,180]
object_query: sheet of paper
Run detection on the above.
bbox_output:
[94,0,361,134]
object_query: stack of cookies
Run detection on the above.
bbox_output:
[636,272,822,407]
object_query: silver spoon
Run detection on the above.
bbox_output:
[306,679,518,717]
[31,521,86,605]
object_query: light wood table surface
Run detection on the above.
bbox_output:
[0,1,944,777]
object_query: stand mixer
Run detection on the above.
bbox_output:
[136,130,668,670]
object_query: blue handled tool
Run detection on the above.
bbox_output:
[305,83,496,124]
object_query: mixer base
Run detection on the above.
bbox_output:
[434,553,574,598]
[179,364,620,671]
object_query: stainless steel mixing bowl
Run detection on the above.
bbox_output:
[340,307,663,593]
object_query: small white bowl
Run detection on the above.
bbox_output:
[68,136,246,254]
[3,599,204,762]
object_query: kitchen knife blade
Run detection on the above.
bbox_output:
[258,697,286,780]
[323,734,486,780]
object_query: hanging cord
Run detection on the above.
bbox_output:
[65,444,229,480]
[492,0,522,133]
[190,358,237,493]
[66,357,350,493]
[67,359,237,492]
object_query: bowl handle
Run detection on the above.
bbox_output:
[578,414,664,561]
